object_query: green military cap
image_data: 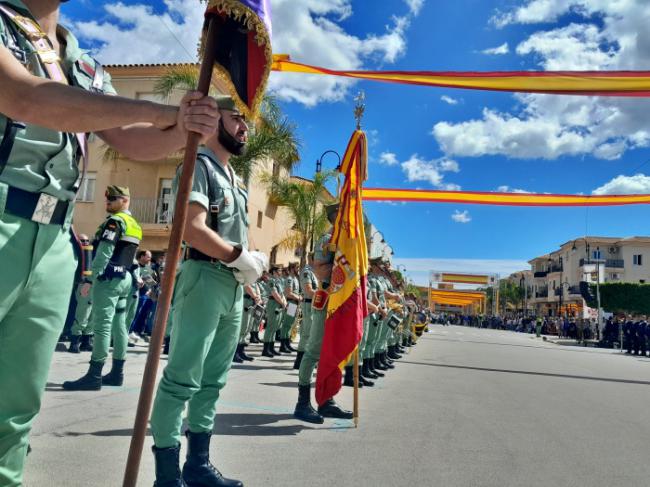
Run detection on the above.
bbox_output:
[105,185,130,198]
[369,256,383,264]
[215,95,241,113]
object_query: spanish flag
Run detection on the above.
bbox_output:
[315,131,369,407]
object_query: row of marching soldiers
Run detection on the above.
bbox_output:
[235,254,421,424]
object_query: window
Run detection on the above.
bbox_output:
[634,254,643,266]
[157,179,173,224]
[257,211,263,228]
[592,249,602,260]
[76,172,96,202]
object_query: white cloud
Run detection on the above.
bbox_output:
[404,0,425,16]
[433,1,650,161]
[497,185,530,193]
[482,42,509,55]
[379,152,399,166]
[592,174,650,195]
[393,258,530,285]
[71,0,418,107]
[451,210,471,223]
[440,95,459,105]
[401,154,461,188]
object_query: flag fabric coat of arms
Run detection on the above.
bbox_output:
[315,130,369,407]
[201,0,273,120]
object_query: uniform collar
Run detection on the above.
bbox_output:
[199,146,237,185]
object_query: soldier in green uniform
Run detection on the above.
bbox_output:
[233,280,262,363]
[363,260,387,378]
[294,204,353,424]
[0,1,220,483]
[62,185,142,390]
[68,233,94,353]
[343,277,377,387]
[252,272,270,344]
[279,263,301,353]
[149,95,266,487]
[262,266,286,357]
[293,256,317,370]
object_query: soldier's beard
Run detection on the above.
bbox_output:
[218,120,246,156]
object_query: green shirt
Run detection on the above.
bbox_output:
[0,0,116,202]
[300,265,317,294]
[177,146,249,248]
[90,214,126,282]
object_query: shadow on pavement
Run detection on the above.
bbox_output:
[258,381,298,389]
[231,364,293,372]
[56,413,346,438]
[400,360,650,386]
[426,336,617,355]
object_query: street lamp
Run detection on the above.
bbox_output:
[310,150,342,253]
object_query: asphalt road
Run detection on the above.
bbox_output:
[24,326,650,487]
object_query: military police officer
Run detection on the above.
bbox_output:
[0,0,219,483]
[148,95,266,487]
[62,186,142,390]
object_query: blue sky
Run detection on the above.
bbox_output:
[61,0,650,284]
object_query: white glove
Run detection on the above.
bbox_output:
[224,247,267,285]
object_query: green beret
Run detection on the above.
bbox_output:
[105,185,130,198]
[215,95,240,113]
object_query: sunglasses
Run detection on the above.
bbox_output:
[106,195,123,202]
[80,239,90,243]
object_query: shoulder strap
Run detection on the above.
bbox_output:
[196,154,219,233]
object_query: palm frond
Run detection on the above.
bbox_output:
[154,65,199,97]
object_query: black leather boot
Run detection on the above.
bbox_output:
[343,366,362,387]
[261,342,274,358]
[362,359,379,379]
[239,345,254,362]
[318,398,354,419]
[293,351,304,370]
[182,431,243,487]
[68,335,81,354]
[163,336,170,355]
[279,339,292,353]
[286,339,297,352]
[359,366,374,387]
[388,346,402,360]
[102,359,125,386]
[271,341,282,356]
[80,335,93,351]
[381,352,395,369]
[249,331,260,344]
[374,354,388,371]
[369,357,385,376]
[62,360,104,391]
[152,444,186,487]
[232,344,244,364]
[293,384,324,424]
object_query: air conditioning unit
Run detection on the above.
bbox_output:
[608,246,618,254]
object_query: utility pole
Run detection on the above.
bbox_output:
[596,246,602,341]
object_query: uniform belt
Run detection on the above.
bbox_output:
[186,247,233,272]
[5,186,69,225]
[304,299,312,303]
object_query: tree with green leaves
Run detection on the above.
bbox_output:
[586,282,650,315]
[152,65,301,183]
[260,171,335,267]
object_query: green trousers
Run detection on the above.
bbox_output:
[238,298,254,344]
[90,273,132,363]
[364,315,381,359]
[70,283,93,336]
[150,260,242,448]
[297,302,313,352]
[0,213,77,487]
[298,307,326,386]
[347,315,369,366]
[124,288,139,333]
[263,300,283,343]
[280,304,297,339]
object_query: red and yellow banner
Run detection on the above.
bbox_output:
[363,188,650,207]
[272,56,650,97]
[315,130,369,407]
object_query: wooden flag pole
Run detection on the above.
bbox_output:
[353,348,359,428]
[122,15,220,487]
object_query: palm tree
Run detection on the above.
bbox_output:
[260,170,336,267]
[154,65,300,184]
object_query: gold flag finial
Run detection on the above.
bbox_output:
[354,90,366,130]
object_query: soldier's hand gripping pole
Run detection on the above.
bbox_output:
[122,15,221,487]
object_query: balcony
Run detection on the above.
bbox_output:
[547,265,564,273]
[535,288,548,298]
[579,258,624,268]
[568,285,582,296]
[130,198,171,225]
[534,271,548,278]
